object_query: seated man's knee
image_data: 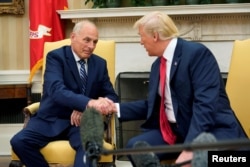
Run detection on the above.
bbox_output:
[126,137,138,149]
[10,133,26,151]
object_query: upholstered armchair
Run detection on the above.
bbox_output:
[10,39,117,167]
[226,38,250,138]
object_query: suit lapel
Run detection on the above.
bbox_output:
[84,55,96,95]
[147,58,160,117]
[65,46,83,93]
[151,58,160,95]
[169,38,183,117]
[169,38,182,81]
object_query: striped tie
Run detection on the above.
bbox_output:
[78,60,87,94]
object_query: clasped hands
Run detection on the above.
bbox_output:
[71,97,117,126]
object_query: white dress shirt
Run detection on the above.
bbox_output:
[116,38,178,123]
[160,38,177,123]
[72,49,88,74]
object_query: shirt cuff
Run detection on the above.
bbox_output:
[115,103,120,118]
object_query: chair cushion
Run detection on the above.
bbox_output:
[40,140,75,164]
[11,140,74,165]
[11,140,115,164]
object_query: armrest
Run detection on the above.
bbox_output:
[24,102,40,114]
[23,102,40,128]
[104,114,116,146]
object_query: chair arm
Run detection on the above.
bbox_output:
[23,102,40,128]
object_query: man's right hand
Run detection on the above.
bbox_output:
[87,97,117,115]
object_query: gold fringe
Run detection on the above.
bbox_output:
[28,58,43,83]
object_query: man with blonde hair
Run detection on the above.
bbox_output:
[118,11,247,166]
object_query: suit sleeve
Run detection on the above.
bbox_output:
[43,50,90,112]
[120,100,148,121]
[184,45,222,142]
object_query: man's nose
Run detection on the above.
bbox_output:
[88,41,96,49]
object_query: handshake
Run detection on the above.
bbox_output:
[87,97,118,115]
[71,97,117,127]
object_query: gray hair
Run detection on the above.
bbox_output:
[72,20,97,34]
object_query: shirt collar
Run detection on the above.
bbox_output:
[162,37,177,64]
[71,48,88,63]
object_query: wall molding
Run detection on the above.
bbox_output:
[0,70,29,84]
[58,4,250,43]
[0,70,42,93]
[58,4,250,19]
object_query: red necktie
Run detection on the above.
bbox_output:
[160,56,176,145]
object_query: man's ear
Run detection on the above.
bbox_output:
[153,32,159,42]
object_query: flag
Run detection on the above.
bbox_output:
[29,0,68,83]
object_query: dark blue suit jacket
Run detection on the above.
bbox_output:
[27,45,118,137]
[120,38,246,143]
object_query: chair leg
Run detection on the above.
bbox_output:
[9,160,23,167]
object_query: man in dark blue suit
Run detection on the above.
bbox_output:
[118,11,247,166]
[10,20,118,167]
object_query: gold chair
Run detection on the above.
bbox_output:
[225,38,250,138]
[10,39,117,167]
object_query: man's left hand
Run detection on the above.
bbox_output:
[70,110,82,127]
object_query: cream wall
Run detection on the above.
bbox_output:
[0,0,89,70]
[0,3,28,70]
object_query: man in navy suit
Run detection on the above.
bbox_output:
[10,20,118,167]
[118,11,247,166]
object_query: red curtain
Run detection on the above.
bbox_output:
[29,0,68,82]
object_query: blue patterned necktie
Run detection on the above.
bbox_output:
[78,60,88,94]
